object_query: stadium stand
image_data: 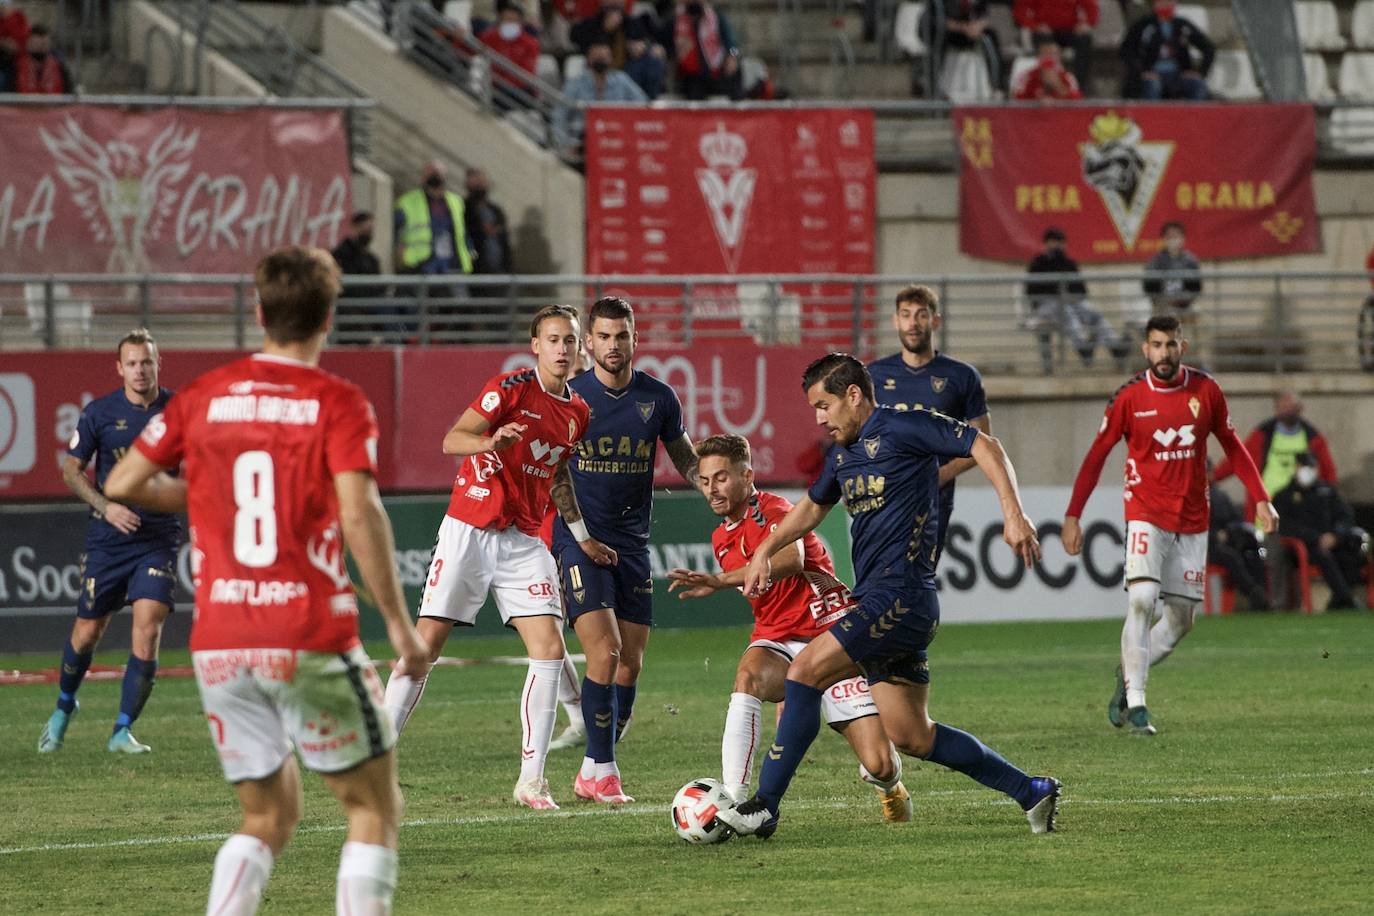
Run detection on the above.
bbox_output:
[1295,0,1346,52]
[1207,48,1262,100]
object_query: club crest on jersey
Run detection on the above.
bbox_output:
[863,437,881,459]
[930,377,947,394]
[636,401,655,423]
[1188,396,1201,418]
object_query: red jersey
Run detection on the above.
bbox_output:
[134,354,379,653]
[712,491,855,642]
[446,369,590,537]
[1066,366,1267,534]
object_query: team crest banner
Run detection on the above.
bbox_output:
[955,104,1320,262]
[0,105,351,274]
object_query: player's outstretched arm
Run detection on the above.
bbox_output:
[669,540,805,599]
[441,408,527,456]
[550,462,618,566]
[970,433,1041,568]
[334,470,427,674]
[938,415,990,487]
[104,450,188,515]
[665,434,699,486]
[63,454,141,534]
[742,496,829,597]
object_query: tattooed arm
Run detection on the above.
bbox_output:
[664,433,698,486]
[551,461,617,566]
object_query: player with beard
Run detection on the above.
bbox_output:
[868,284,989,560]
[1063,315,1275,735]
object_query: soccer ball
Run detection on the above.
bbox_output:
[670,778,735,844]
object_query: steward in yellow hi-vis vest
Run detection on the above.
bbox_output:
[393,162,474,274]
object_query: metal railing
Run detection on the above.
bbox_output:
[4,271,1372,376]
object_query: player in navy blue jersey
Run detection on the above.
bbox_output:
[37,329,181,755]
[718,354,1061,839]
[550,297,699,804]
[868,284,989,560]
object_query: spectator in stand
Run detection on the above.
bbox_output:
[10,24,71,94]
[1209,478,1271,611]
[1024,226,1126,373]
[331,211,390,342]
[463,167,511,277]
[478,2,540,106]
[571,0,658,65]
[1273,453,1368,611]
[625,34,667,99]
[1142,220,1201,314]
[553,38,648,156]
[548,0,602,53]
[1120,0,1213,100]
[1012,37,1083,100]
[919,0,1003,99]
[670,0,742,100]
[393,161,474,336]
[1213,390,1337,517]
[0,0,31,92]
[1013,0,1097,92]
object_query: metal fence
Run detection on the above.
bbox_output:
[4,271,1372,376]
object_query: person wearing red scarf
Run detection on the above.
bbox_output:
[1012,0,1097,90]
[1013,38,1083,100]
[671,0,741,100]
[12,24,71,94]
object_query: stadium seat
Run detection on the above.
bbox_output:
[23,282,91,345]
[894,1,927,58]
[443,0,473,28]
[1284,539,1374,611]
[1115,279,1151,331]
[1174,4,1210,37]
[1303,52,1337,100]
[1203,562,1237,616]
[939,50,995,102]
[740,56,769,95]
[1354,0,1374,50]
[1295,1,1346,51]
[1337,51,1374,99]
[1329,106,1374,155]
[1007,55,1037,96]
[536,52,561,89]
[736,283,802,346]
[564,53,587,83]
[1207,49,1263,100]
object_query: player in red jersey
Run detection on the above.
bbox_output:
[1062,315,1276,736]
[667,435,913,821]
[106,247,427,916]
[381,304,617,811]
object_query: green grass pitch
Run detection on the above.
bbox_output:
[1,614,1371,914]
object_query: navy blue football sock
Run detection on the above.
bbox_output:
[614,682,636,741]
[581,678,617,763]
[115,655,158,732]
[57,641,93,713]
[929,722,1035,809]
[755,679,824,814]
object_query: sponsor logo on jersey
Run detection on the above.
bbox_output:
[465,485,490,499]
[114,418,127,430]
[883,378,896,390]
[208,578,308,605]
[481,390,501,412]
[1151,423,1197,460]
[930,377,947,394]
[1134,409,1158,417]
[519,409,543,419]
[863,436,881,459]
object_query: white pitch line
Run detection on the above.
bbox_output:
[3,789,1372,857]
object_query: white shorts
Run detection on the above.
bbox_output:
[419,516,562,626]
[748,638,879,725]
[193,645,395,784]
[1124,520,1207,601]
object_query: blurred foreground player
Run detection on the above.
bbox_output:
[718,355,1059,839]
[38,328,178,755]
[107,246,427,915]
[669,434,912,822]
[1062,316,1275,735]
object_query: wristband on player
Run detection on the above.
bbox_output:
[569,519,591,542]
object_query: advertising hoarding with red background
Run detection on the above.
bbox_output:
[584,108,875,346]
[0,344,826,499]
[956,104,1320,263]
[0,105,351,274]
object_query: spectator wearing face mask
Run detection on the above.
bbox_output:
[331,211,394,343]
[478,2,541,103]
[571,0,658,66]
[669,0,742,100]
[1212,390,1337,519]
[553,38,648,156]
[10,23,71,94]
[1012,0,1097,92]
[1120,0,1213,100]
[1012,37,1083,101]
[393,161,474,337]
[1274,453,1368,611]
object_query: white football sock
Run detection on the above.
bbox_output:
[721,692,763,799]
[859,743,903,792]
[1123,580,1160,709]
[519,658,563,784]
[594,760,620,780]
[558,654,582,722]
[336,841,398,916]
[1149,596,1197,667]
[207,833,273,916]
[580,755,597,780]
[382,668,430,736]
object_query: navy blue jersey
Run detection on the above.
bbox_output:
[553,369,686,551]
[68,388,181,549]
[868,352,988,447]
[808,407,974,593]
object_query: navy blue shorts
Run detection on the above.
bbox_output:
[77,544,178,619]
[828,587,939,686]
[555,545,653,627]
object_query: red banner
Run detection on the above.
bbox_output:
[0,350,395,499]
[0,105,351,274]
[392,344,826,491]
[956,104,1320,262]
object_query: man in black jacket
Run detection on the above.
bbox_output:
[1274,453,1368,610]
[330,211,389,342]
[1208,480,1271,611]
[1024,227,1126,373]
[1121,0,1213,100]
